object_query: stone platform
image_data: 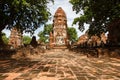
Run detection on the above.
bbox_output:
[52,49,69,52]
[53,45,68,49]
[0,50,120,80]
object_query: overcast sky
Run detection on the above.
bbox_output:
[2,0,89,39]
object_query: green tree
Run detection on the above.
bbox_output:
[0,0,53,46]
[2,32,9,44]
[67,27,78,43]
[38,24,52,43]
[38,31,48,43]
[69,0,120,35]
[23,36,31,45]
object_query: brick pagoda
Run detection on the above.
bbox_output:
[49,7,69,48]
[9,27,23,48]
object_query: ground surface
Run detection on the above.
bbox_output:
[0,49,120,80]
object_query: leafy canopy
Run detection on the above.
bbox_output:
[0,0,54,34]
[38,24,52,43]
[23,36,31,45]
[2,32,9,44]
[67,27,78,42]
[70,0,120,35]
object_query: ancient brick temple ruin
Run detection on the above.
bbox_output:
[9,27,23,48]
[49,7,69,48]
[77,31,107,47]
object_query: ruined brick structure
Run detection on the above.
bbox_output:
[49,7,69,48]
[9,27,23,48]
[77,33,88,47]
[77,31,107,47]
[101,32,107,44]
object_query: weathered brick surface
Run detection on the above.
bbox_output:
[0,50,120,80]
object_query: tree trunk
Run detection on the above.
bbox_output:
[0,25,6,48]
[108,18,120,46]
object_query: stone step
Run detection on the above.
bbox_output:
[53,46,67,49]
[53,48,69,52]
